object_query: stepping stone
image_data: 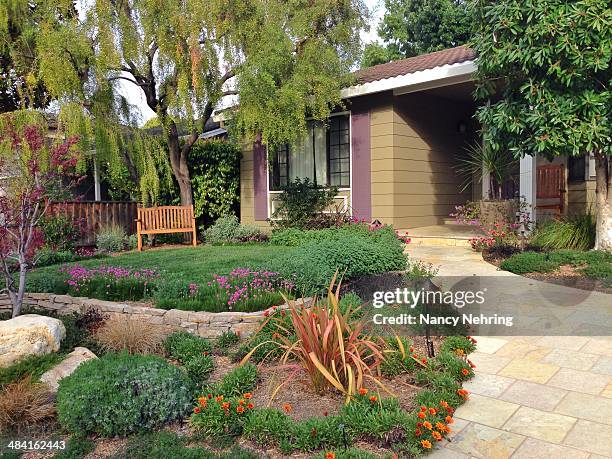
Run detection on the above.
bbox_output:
[40,347,97,392]
[563,419,612,457]
[502,406,576,443]
[453,394,519,428]
[512,437,589,459]
[547,368,610,395]
[499,380,567,412]
[555,392,612,425]
[446,422,524,458]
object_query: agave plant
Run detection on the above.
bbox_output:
[241,274,387,400]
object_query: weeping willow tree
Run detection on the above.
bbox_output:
[22,0,367,206]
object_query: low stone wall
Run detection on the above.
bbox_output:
[0,293,304,339]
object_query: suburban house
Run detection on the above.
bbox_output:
[237,46,597,237]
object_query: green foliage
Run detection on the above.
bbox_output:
[531,214,596,251]
[440,335,477,355]
[34,248,107,268]
[473,0,611,160]
[313,449,378,459]
[52,436,95,459]
[163,332,215,383]
[363,0,472,67]
[581,262,612,283]
[204,215,266,244]
[242,408,292,446]
[189,140,241,223]
[116,431,258,459]
[0,353,64,387]
[39,212,81,252]
[213,363,258,398]
[271,178,339,229]
[500,250,612,276]
[96,224,127,253]
[499,252,558,274]
[268,225,407,294]
[216,331,240,351]
[56,353,194,436]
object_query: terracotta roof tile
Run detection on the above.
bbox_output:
[354,45,476,84]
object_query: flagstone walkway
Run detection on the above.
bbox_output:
[406,246,612,459]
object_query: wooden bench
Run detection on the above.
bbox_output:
[136,205,197,251]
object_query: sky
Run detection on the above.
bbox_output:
[117,0,385,126]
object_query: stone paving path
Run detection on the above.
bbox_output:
[406,246,612,459]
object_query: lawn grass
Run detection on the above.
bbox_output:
[28,244,291,285]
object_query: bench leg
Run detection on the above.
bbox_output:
[192,228,197,246]
[137,232,142,252]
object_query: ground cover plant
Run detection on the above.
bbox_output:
[499,249,612,288]
[56,352,195,437]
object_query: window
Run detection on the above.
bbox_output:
[269,143,289,190]
[568,155,585,182]
[269,114,350,190]
[327,115,350,187]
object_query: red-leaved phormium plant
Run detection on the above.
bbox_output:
[0,115,81,317]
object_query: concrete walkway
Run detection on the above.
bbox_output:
[406,246,612,459]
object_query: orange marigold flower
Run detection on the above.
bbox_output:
[244,392,253,399]
[325,452,336,459]
[236,406,245,414]
[445,415,454,424]
[417,422,423,427]
[238,399,245,405]
[283,403,292,413]
[216,395,224,402]
[369,395,378,403]
[420,406,427,412]
[421,358,427,364]
[429,407,437,415]
[412,353,419,359]
[435,422,445,431]
[461,368,470,376]
[193,407,201,414]
[247,403,254,409]
[409,346,414,352]
[423,421,432,430]
[439,400,448,408]
[415,428,422,436]
[198,397,207,405]
[457,389,469,398]
[432,431,442,441]
[222,402,230,410]
[417,411,426,419]
[421,439,432,449]
[323,410,328,417]
[455,348,465,356]
[446,406,455,414]
[359,388,368,395]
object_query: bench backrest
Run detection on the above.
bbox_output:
[137,205,195,233]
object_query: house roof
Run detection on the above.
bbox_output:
[355,46,476,84]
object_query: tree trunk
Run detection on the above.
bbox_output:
[167,121,194,207]
[594,151,612,251]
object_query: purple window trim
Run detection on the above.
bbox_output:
[351,110,371,221]
[253,134,268,221]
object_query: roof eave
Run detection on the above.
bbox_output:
[340,60,477,100]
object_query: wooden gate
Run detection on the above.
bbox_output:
[536,165,565,216]
[49,201,138,246]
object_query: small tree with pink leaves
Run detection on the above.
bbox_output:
[0,113,81,317]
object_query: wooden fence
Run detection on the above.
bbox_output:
[49,201,138,246]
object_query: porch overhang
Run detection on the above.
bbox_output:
[340,60,476,100]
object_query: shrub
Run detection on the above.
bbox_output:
[96,224,127,253]
[241,284,384,396]
[56,353,194,436]
[213,363,258,397]
[271,177,339,229]
[216,331,240,352]
[52,436,96,459]
[268,225,406,294]
[531,213,596,251]
[36,248,77,267]
[0,377,55,433]
[94,316,167,355]
[499,252,558,274]
[163,332,215,383]
[205,216,266,244]
[40,212,81,252]
[242,408,292,446]
[440,336,477,356]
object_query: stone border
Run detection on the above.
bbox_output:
[0,293,309,339]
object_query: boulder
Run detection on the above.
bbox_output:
[40,347,97,392]
[0,314,66,367]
